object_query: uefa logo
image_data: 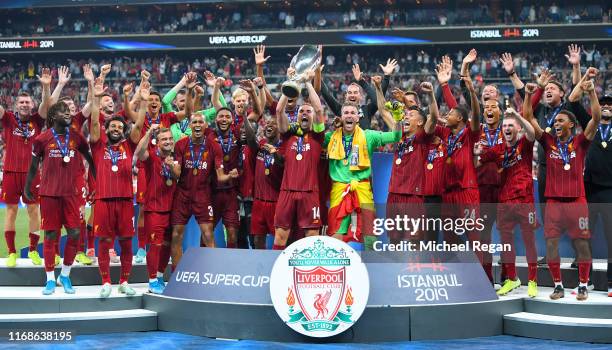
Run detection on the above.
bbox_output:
[269,236,370,338]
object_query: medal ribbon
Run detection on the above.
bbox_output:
[502,142,519,169]
[15,112,30,141]
[484,125,501,147]
[146,112,160,127]
[264,140,281,170]
[343,135,354,160]
[296,136,304,158]
[217,130,232,158]
[446,128,465,158]
[51,127,70,158]
[397,135,415,159]
[598,123,612,142]
[107,145,120,168]
[157,149,172,180]
[189,137,205,171]
[179,118,189,133]
[546,106,563,130]
[556,136,573,167]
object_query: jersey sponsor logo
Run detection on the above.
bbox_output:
[270,236,369,338]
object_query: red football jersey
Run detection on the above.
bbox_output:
[32,128,89,197]
[476,124,504,186]
[174,136,217,193]
[143,145,176,212]
[540,132,590,198]
[143,112,177,133]
[239,145,256,199]
[2,111,45,172]
[278,131,324,192]
[422,137,446,196]
[90,133,136,199]
[209,129,241,190]
[434,125,480,191]
[480,136,534,202]
[250,140,283,202]
[389,131,431,195]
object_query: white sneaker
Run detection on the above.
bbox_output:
[100,283,112,298]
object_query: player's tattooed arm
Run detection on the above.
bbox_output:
[89,77,107,144]
[581,79,601,141]
[276,92,290,134]
[239,79,262,120]
[122,83,136,122]
[23,155,41,202]
[421,81,439,134]
[135,124,158,162]
[80,63,95,118]
[244,118,259,150]
[568,67,598,102]
[37,67,52,119]
[462,74,480,132]
[211,74,224,112]
[304,69,324,127]
[372,75,395,130]
[253,77,266,120]
[523,83,543,140]
[509,107,536,142]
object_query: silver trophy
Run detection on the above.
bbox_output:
[281,45,322,98]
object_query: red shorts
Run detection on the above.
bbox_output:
[171,189,214,225]
[496,198,538,233]
[386,193,425,240]
[136,167,146,204]
[274,190,321,230]
[145,211,172,244]
[544,197,590,240]
[441,188,480,219]
[2,171,40,205]
[93,198,135,238]
[40,195,81,231]
[251,200,277,236]
[212,187,240,229]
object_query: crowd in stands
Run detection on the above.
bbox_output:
[0,1,608,37]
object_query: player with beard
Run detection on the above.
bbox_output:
[89,77,147,298]
[1,68,51,267]
[273,69,325,249]
[134,125,177,294]
[476,107,539,297]
[171,110,222,267]
[385,81,436,244]
[128,71,193,264]
[161,71,228,141]
[25,101,94,295]
[245,116,283,249]
[524,70,601,301]
[321,57,398,130]
[583,94,612,297]
[425,70,485,266]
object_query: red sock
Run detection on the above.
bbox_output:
[29,232,40,252]
[273,244,285,250]
[78,221,86,252]
[54,234,60,256]
[98,240,112,284]
[158,241,171,276]
[86,225,95,250]
[147,244,161,279]
[578,261,591,284]
[63,236,78,266]
[5,231,16,254]
[137,226,147,249]
[119,239,133,284]
[547,261,562,283]
[43,238,55,272]
[226,242,237,248]
[527,263,538,282]
[503,263,517,280]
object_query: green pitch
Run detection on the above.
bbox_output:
[0,207,91,257]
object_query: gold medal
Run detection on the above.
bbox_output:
[193,169,198,176]
[165,179,173,186]
[602,141,608,149]
[545,127,552,133]
[564,163,571,171]
[427,163,433,170]
[343,159,349,165]
[223,155,229,162]
[395,158,402,165]
[446,157,452,164]
[264,168,270,175]
[296,154,303,161]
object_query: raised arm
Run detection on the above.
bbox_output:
[122,83,136,122]
[565,44,581,86]
[210,73,224,112]
[523,83,543,140]
[509,107,535,142]
[435,56,458,109]
[135,124,158,162]
[320,78,342,117]
[276,93,290,134]
[240,79,262,120]
[174,72,196,121]
[37,68,52,119]
[581,80,601,141]
[462,74,480,132]
[568,67,598,102]
[460,49,477,108]
[130,81,151,143]
[421,82,439,135]
[80,64,95,118]
[243,117,259,150]
[372,75,395,130]
[500,53,525,91]
[304,70,324,126]
[50,66,71,105]
[89,77,107,144]
[162,74,187,113]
